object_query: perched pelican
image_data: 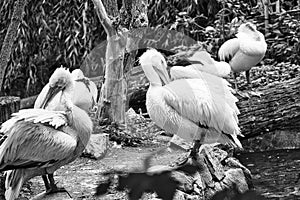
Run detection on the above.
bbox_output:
[172,50,231,79]
[34,68,98,112]
[140,49,243,159]
[218,22,267,89]
[0,68,93,200]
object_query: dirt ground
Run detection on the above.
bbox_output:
[16,136,300,200]
[19,137,188,200]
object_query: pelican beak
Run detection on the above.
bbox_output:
[40,86,62,109]
[157,67,171,85]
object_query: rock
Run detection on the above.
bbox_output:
[82,133,108,159]
[171,144,252,199]
[30,191,73,200]
[171,171,194,193]
[169,135,193,151]
[222,168,249,193]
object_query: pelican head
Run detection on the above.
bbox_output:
[237,22,261,40]
[71,69,85,80]
[139,48,171,86]
[41,67,74,109]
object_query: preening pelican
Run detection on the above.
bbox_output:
[34,68,98,112]
[71,69,98,112]
[140,49,243,159]
[171,50,231,80]
[218,22,267,89]
[0,68,93,200]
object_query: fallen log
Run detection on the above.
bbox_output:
[128,71,300,142]
[237,73,300,138]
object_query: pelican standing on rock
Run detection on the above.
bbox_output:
[139,49,243,160]
[218,22,267,90]
[0,68,93,200]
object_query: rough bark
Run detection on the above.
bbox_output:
[0,96,20,124]
[0,0,28,93]
[238,73,300,139]
[92,0,148,124]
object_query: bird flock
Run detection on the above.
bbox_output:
[0,68,96,199]
[0,22,266,199]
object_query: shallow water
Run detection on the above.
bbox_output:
[237,149,300,199]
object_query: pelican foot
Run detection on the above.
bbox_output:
[46,186,72,198]
[235,90,250,99]
[175,152,202,167]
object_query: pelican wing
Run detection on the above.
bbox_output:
[163,72,240,137]
[218,38,240,61]
[171,51,231,79]
[0,121,76,171]
[0,109,68,134]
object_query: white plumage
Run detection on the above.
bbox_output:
[0,67,93,200]
[140,49,243,157]
[179,50,231,78]
[218,22,267,88]
[34,68,98,112]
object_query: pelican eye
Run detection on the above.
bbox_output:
[246,23,255,32]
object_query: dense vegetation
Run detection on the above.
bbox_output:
[0,0,299,98]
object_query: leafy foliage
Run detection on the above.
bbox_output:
[0,0,105,97]
[264,12,300,64]
[1,0,299,98]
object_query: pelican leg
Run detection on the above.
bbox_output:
[176,140,202,166]
[42,175,50,191]
[45,174,72,198]
[245,70,252,89]
[233,72,238,91]
[189,140,201,159]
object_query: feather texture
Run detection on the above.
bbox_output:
[140,49,243,149]
[218,22,267,73]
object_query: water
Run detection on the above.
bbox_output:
[236,149,300,199]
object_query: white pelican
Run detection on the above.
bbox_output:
[139,49,243,159]
[0,68,93,200]
[218,22,267,89]
[172,50,231,79]
[34,68,98,112]
[71,69,98,112]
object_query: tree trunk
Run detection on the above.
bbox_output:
[0,96,20,124]
[238,72,300,139]
[0,0,28,93]
[92,0,148,124]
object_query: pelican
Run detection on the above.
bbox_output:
[0,68,93,200]
[34,68,98,112]
[171,50,231,79]
[218,22,267,89]
[139,49,242,160]
[71,69,98,112]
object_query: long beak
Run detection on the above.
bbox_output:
[40,86,62,109]
[157,67,171,85]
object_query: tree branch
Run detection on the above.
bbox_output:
[91,0,115,36]
[0,0,28,93]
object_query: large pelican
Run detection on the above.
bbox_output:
[34,68,98,112]
[218,22,267,89]
[0,68,93,200]
[139,49,243,160]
